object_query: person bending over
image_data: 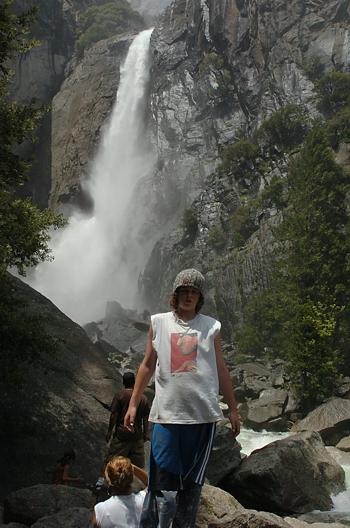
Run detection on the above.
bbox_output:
[92,456,148,528]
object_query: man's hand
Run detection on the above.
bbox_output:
[229,408,241,438]
[124,405,137,432]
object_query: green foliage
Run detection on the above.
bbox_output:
[316,71,350,116]
[199,52,231,97]
[77,1,143,53]
[237,291,282,357]
[199,52,224,73]
[259,176,287,210]
[0,0,64,278]
[0,0,39,77]
[230,203,256,247]
[182,208,198,238]
[238,126,350,408]
[303,56,325,83]
[207,223,226,250]
[326,105,350,148]
[220,139,260,183]
[0,2,62,376]
[257,104,310,152]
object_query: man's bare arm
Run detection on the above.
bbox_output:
[124,325,157,431]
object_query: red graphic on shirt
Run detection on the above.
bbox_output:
[171,332,198,373]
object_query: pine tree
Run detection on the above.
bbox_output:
[0,0,64,277]
[239,125,350,408]
[0,1,64,381]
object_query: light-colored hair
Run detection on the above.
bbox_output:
[104,456,133,495]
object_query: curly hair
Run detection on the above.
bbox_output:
[169,291,204,313]
[104,456,133,495]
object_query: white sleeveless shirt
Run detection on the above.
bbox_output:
[94,490,146,527]
[149,311,224,424]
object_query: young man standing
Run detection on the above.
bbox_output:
[124,269,240,527]
[106,371,150,469]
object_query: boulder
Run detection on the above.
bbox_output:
[3,484,94,525]
[220,431,345,514]
[195,484,244,528]
[0,275,122,499]
[0,524,28,528]
[31,507,92,528]
[206,510,291,528]
[231,363,273,401]
[239,389,289,431]
[336,436,350,452]
[206,421,242,485]
[291,398,350,445]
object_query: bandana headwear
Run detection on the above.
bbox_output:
[173,268,205,295]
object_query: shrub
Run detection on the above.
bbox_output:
[259,176,287,210]
[220,139,260,182]
[316,71,350,116]
[76,1,143,53]
[326,105,350,148]
[230,203,256,247]
[207,224,226,250]
[182,208,198,237]
[257,104,310,152]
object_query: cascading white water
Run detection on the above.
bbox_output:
[28,29,154,324]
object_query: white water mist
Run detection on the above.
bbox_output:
[28,29,154,323]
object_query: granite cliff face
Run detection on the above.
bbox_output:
[138,0,350,336]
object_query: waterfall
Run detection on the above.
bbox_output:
[28,29,154,324]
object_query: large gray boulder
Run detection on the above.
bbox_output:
[291,398,350,445]
[221,431,345,514]
[206,510,291,528]
[31,507,92,528]
[3,484,94,525]
[0,275,122,499]
[240,389,289,431]
[206,421,242,485]
[196,484,244,528]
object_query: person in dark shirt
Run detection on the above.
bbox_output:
[105,372,150,468]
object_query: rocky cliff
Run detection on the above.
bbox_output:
[138,0,350,337]
[0,275,121,500]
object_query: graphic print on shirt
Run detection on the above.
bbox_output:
[170,332,198,373]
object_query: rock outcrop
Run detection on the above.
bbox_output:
[0,275,121,500]
[50,34,135,211]
[291,398,350,445]
[221,431,345,514]
[4,485,94,525]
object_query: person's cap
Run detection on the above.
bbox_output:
[173,269,205,295]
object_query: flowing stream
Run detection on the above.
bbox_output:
[28,29,154,324]
[239,428,350,519]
